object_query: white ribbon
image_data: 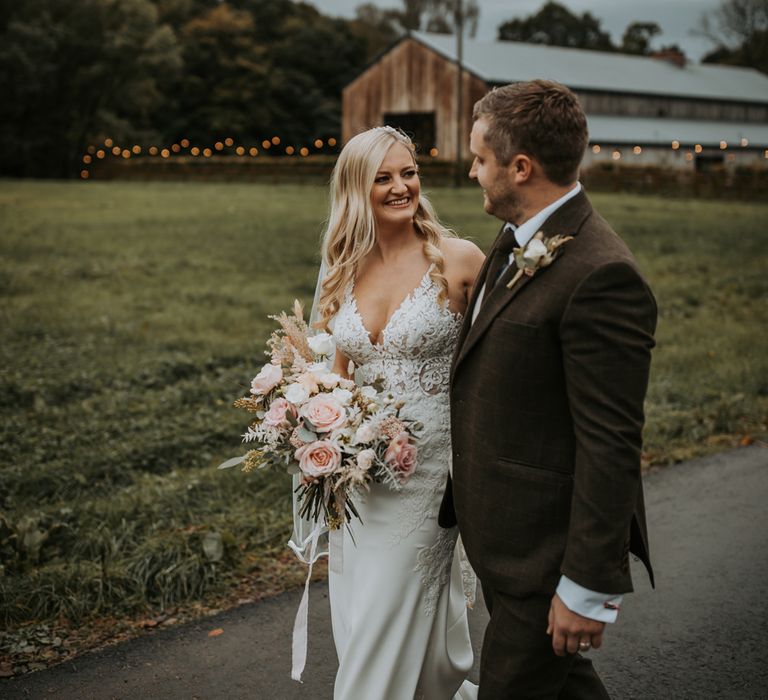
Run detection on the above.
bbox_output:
[291,524,321,682]
[329,527,344,575]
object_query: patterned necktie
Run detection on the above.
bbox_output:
[484,224,519,292]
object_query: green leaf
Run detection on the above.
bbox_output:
[297,426,317,442]
[218,455,245,470]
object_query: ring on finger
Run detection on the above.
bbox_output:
[578,640,591,652]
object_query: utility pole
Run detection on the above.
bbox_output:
[454,0,464,187]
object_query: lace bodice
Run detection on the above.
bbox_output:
[333,269,462,403]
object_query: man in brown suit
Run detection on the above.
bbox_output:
[439,80,657,698]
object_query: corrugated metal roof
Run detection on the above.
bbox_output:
[587,115,768,147]
[412,31,768,105]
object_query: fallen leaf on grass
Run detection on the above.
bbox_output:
[740,435,753,446]
[208,628,224,637]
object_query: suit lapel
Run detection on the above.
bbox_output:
[452,190,594,382]
[450,223,507,374]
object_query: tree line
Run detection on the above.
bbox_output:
[0,0,763,178]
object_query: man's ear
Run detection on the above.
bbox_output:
[509,153,534,184]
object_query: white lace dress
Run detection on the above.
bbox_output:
[329,269,477,700]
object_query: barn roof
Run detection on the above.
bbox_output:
[587,115,768,148]
[411,31,768,105]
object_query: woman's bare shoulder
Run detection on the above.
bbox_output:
[441,236,485,271]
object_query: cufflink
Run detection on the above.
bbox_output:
[603,601,621,611]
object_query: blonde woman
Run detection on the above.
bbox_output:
[311,127,484,699]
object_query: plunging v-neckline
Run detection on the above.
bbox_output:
[351,268,432,348]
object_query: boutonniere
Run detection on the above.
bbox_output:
[506,231,574,289]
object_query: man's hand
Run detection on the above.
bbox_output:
[546,593,606,657]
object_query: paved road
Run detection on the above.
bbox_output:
[4,446,767,699]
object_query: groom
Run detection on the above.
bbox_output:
[439,80,657,697]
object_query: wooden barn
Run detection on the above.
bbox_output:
[342,31,768,170]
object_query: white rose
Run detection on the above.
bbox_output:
[356,448,376,471]
[359,385,378,400]
[250,363,283,395]
[332,387,353,405]
[353,422,376,444]
[307,333,335,357]
[339,378,356,391]
[523,238,548,265]
[284,383,310,405]
[318,372,342,389]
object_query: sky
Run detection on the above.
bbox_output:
[311,0,723,62]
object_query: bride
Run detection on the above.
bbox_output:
[309,126,485,699]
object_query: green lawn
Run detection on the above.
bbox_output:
[1,180,766,633]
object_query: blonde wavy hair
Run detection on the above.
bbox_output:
[316,126,454,330]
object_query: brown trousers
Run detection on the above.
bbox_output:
[479,583,611,700]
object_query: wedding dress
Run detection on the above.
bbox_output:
[328,267,477,700]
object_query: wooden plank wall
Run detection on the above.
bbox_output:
[342,39,488,161]
[577,91,768,123]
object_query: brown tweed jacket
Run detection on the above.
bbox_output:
[439,189,656,596]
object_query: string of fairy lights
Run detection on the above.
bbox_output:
[589,137,767,164]
[79,135,766,179]
[79,135,342,179]
[80,136,444,179]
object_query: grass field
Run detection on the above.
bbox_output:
[1,180,766,647]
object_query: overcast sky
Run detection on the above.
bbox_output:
[311,0,723,62]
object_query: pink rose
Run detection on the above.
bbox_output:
[299,394,346,433]
[384,432,418,482]
[263,397,296,427]
[296,372,319,394]
[295,440,342,478]
[250,363,283,395]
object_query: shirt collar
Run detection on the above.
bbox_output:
[510,181,582,251]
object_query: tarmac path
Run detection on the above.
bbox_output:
[3,446,767,699]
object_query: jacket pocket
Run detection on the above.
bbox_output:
[497,457,572,482]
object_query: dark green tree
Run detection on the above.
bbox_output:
[621,21,661,55]
[699,0,768,74]
[349,4,402,61]
[170,3,271,144]
[266,4,367,144]
[369,0,479,37]
[497,1,614,51]
[0,0,181,177]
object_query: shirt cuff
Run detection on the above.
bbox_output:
[556,575,624,623]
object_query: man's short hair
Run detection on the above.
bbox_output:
[473,80,588,185]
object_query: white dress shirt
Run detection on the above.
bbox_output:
[469,181,623,622]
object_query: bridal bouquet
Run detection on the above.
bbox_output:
[220,301,420,530]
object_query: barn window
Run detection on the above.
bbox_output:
[383,112,436,154]
[695,154,724,172]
